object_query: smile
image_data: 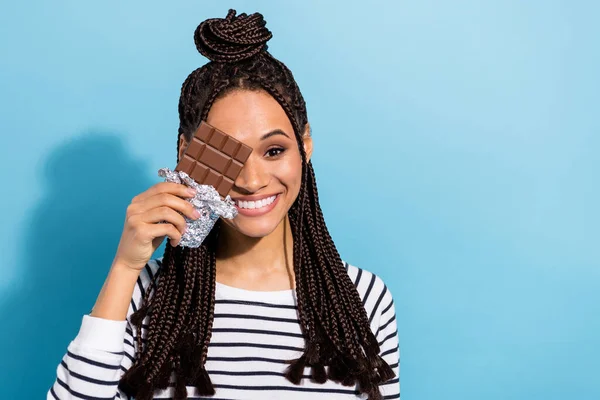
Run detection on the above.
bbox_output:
[233,194,281,217]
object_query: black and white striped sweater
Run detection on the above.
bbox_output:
[47,258,400,399]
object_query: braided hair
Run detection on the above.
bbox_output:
[118,9,395,400]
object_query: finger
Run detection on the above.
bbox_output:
[144,222,182,246]
[132,182,196,204]
[130,192,200,221]
[141,206,189,236]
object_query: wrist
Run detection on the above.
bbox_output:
[111,257,144,277]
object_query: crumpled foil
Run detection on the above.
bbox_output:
[157,167,237,248]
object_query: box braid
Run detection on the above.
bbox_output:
[118,9,395,400]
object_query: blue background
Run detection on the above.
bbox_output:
[0,1,598,398]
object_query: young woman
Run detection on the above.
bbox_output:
[48,9,399,400]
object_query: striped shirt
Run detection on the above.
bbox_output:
[47,258,400,399]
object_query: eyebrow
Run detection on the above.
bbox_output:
[260,129,291,141]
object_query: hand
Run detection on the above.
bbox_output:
[112,182,200,272]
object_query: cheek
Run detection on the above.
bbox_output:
[273,154,303,190]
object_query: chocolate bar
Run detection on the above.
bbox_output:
[175,121,253,198]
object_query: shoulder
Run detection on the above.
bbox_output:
[342,259,396,333]
[344,261,400,394]
[127,257,164,317]
[141,257,164,289]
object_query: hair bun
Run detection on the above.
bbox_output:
[194,9,272,63]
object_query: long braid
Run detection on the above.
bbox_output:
[149,247,198,384]
[118,9,395,400]
[256,75,374,387]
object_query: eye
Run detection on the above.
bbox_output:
[265,147,286,158]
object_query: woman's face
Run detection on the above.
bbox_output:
[178,89,312,238]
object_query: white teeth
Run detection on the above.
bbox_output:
[237,195,277,209]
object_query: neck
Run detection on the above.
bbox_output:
[215,215,295,288]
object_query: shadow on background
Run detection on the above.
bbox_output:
[0,132,155,397]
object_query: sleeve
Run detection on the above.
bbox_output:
[47,315,133,399]
[374,284,400,399]
[46,259,161,399]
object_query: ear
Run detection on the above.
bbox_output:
[302,122,313,163]
[178,135,189,161]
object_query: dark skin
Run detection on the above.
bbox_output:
[178,89,313,291]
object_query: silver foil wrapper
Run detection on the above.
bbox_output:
[157,167,237,248]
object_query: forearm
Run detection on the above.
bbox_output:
[90,259,141,321]
[47,259,160,399]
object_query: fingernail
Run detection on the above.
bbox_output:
[193,209,201,219]
[187,188,197,196]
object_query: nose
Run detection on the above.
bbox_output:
[232,154,268,194]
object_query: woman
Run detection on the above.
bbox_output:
[48,9,399,400]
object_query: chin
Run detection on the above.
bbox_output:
[222,216,283,238]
